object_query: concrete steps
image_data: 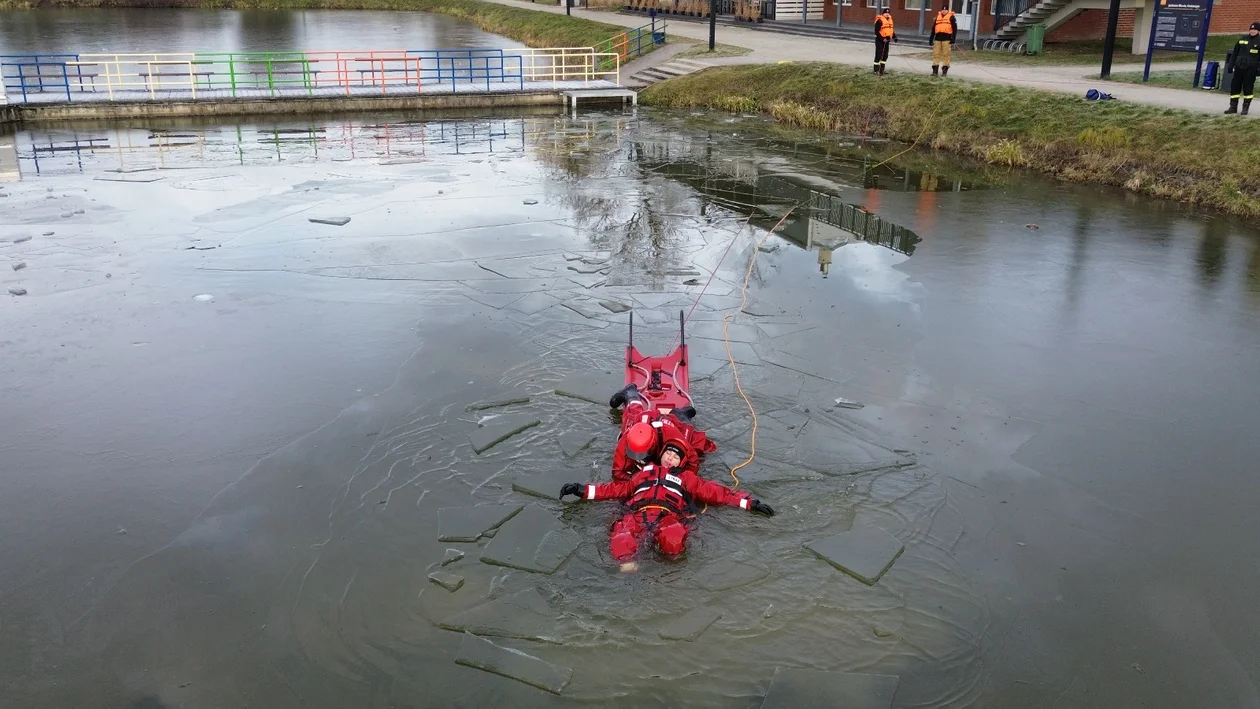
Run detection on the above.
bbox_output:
[625,57,716,88]
[994,0,1071,39]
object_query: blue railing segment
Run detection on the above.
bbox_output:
[1,54,81,102]
[408,49,524,93]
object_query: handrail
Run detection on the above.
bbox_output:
[0,47,619,103]
[593,18,664,69]
[993,0,1035,34]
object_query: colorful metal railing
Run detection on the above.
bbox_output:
[593,18,665,70]
[0,47,622,104]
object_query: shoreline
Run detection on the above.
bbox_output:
[642,63,1260,217]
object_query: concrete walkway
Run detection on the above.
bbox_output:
[491,0,1247,117]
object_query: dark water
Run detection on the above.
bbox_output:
[1,110,1258,708]
[0,8,522,55]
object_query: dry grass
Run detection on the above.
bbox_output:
[641,62,1260,216]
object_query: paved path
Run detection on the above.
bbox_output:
[491,0,1247,117]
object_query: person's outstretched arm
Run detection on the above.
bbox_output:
[560,480,634,501]
[680,469,774,515]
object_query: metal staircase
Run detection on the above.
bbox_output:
[994,0,1071,39]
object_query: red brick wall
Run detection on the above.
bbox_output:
[994,0,1252,40]
[822,1,952,33]
[1046,8,1133,41]
[1209,1,1256,34]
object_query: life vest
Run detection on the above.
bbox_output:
[934,10,954,35]
[628,465,695,516]
[877,15,895,38]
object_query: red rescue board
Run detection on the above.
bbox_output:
[622,310,692,433]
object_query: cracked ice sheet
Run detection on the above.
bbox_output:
[759,667,898,709]
[479,505,580,575]
[805,525,906,586]
[512,470,576,500]
[553,372,623,406]
[469,415,541,455]
[439,587,564,644]
[438,504,524,543]
[454,632,573,695]
[659,607,722,642]
[461,278,571,294]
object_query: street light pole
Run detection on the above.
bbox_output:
[1099,0,1122,78]
[709,0,717,49]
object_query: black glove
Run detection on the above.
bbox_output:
[559,483,583,499]
[893,35,900,43]
[749,499,774,516]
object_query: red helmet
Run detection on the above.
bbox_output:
[660,434,691,463]
[624,423,657,461]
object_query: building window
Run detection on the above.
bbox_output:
[905,0,924,8]
[867,0,880,8]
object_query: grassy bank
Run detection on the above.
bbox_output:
[0,0,658,52]
[641,63,1260,216]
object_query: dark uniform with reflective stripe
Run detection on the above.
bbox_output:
[1225,23,1260,115]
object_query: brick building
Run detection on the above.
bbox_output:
[788,0,1255,46]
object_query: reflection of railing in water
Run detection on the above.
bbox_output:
[13,119,530,176]
[808,190,920,256]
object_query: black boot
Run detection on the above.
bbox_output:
[609,383,640,409]
[931,65,939,76]
[672,406,697,423]
[1225,98,1239,114]
[873,63,879,74]
[1244,99,1252,116]
[878,64,886,76]
[941,65,949,77]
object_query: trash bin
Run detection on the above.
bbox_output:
[1025,23,1046,55]
[652,31,666,44]
[1202,60,1220,90]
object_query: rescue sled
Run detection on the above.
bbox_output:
[622,310,692,431]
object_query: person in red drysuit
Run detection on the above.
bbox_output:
[608,383,717,482]
[561,441,774,572]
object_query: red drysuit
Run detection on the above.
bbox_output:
[610,399,718,482]
[581,463,752,560]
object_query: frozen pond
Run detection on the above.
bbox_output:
[1,110,1258,708]
[0,8,522,54]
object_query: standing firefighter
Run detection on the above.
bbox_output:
[874,8,898,75]
[931,1,957,77]
[1225,22,1260,115]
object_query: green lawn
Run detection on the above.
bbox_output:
[1104,69,1219,91]
[673,42,753,60]
[641,62,1260,216]
[947,35,1237,66]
